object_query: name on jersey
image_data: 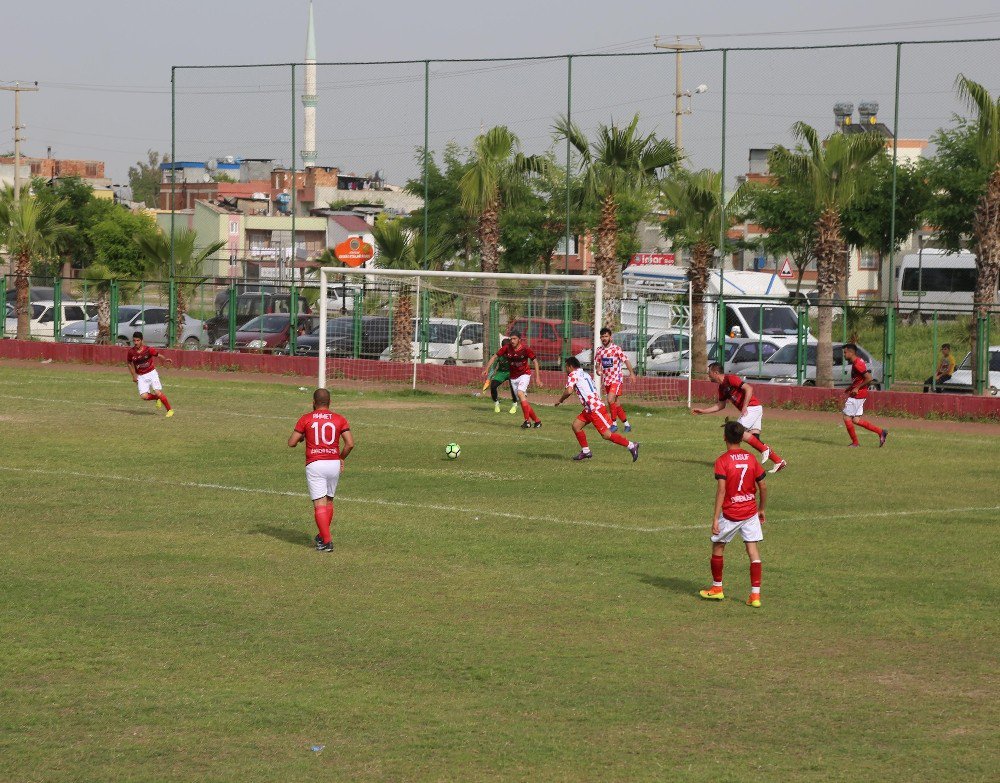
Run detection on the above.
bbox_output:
[729,493,755,503]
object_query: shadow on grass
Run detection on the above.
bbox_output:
[671,458,712,467]
[792,435,840,445]
[111,408,158,416]
[516,451,568,461]
[637,573,701,596]
[252,524,310,548]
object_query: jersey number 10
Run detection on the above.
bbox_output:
[310,421,338,445]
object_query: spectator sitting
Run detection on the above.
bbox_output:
[923,343,956,393]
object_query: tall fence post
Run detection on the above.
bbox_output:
[636,299,648,376]
[883,305,897,390]
[53,277,62,342]
[796,305,808,385]
[289,284,299,355]
[0,275,5,338]
[930,310,939,392]
[168,278,178,347]
[716,48,728,367]
[110,280,119,342]
[884,43,903,391]
[975,315,989,395]
[423,60,430,268]
[565,54,573,275]
[227,283,237,351]
[291,63,297,292]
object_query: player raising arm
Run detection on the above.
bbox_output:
[554,357,639,462]
[842,343,888,448]
[699,421,767,608]
[594,327,636,433]
[288,388,355,552]
[126,331,174,417]
[692,362,786,473]
[482,330,543,429]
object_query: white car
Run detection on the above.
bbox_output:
[939,346,1000,396]
[4,300,97,340]
[379,318,484,365]
[575,330,689,375]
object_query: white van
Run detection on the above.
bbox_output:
[894,250,987,315]
[620,267,813,346]
[378,318,484,365]
[4,300,97,341]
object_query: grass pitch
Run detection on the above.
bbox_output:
[0,363,997,782]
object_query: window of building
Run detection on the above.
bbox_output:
[858,254,879,270]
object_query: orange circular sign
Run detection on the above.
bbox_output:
[334,236,375,268]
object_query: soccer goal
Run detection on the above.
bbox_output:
[311,266,691,404]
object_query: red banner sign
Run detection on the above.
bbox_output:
[629,253,675,266]
[334,236,375,268]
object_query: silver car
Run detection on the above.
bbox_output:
[744,342,883,389]
[61,305,207,348]
[938,346,1000,396]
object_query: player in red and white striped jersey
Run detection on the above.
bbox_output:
[594,328,636,434]
[288,388,354,552]
[554,357,639,462]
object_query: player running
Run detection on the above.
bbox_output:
[126,331,174,417]
[486,337,519,414]
[288,388,354,552]
[699,421,767,608]
[842,343,888,448]
[594,327,636,433]
[691,362,787,474]
[483,330,543,429]
[554,357,639,462]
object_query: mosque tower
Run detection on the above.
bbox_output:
[301,1,318,168]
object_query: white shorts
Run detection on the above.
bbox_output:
[511,374,531,396]
[738,405,763,432]
[843,397,866,418]
[305,460,342,501]
[712,513,763,544]
[136,369,162,396]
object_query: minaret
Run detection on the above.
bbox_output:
[301,1,318,168]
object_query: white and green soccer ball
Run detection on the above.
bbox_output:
[445,442,461,460]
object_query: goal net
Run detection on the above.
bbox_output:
[310,267,691,403]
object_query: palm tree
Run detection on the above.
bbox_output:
[956,75,1000,392]
[0,187,70,340]
[769,123,885,387]
[555,114,681,328]
[372,217,448,362]
[660,169,746,379]
[81,263,116,344]
[459,126,546,352]
[135,229,224,346]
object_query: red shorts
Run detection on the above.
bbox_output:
[603,380,623,397]
[577,406,613,434]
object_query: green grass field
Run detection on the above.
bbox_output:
[1,363,997,782]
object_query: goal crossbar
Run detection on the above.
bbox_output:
[318,267,604,389]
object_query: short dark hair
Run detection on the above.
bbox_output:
[600,327,612,337]
[708,362,724,374]
[509,330,521,338]
[313,388,331,407]
[565,356,582,369]
[501,338,511,347]
[724,421,745,445]
[132,331,143,339]
[843,343,858,353]
[942,343,951,350]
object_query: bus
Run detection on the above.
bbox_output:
[894,249,984,315]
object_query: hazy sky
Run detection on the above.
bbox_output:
[4,1,1000,186]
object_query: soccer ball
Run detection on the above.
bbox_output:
[445,442,461,460]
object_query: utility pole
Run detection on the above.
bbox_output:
[653,37,703,150]
[1,82,40,203]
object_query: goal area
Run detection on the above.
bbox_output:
[312,267,691,404]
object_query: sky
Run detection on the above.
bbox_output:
[3,0,1000,187]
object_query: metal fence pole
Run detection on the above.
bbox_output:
[0,275,5,338]
[168,278,177,346]
[170,66,176,282]
[716,49,728,365]
[796,305,808,385]
[423,60,430,269]
[565,54,573,275]
[110,281,119,341]
[289,284,298,355]
[884,43,903,391]
[227,283,237,351]
[291,63,297,291]
[53,277,62,341]
[637,299,648,376]
[931,310,939,392]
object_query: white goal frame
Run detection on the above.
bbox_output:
[317,267,603,389]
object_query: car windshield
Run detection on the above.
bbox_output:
[769,344,813,364]
[119,307,141,321]
[425,324,459,343]
[613,332,637,351]
[240,315,287,333]
[737,306,799,336]
[312,319,353,337]
[957,350,1000,371]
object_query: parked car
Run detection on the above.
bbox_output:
[5,286,55,307]
[744,342,883,388]
[938,346,1000,396]
[215,313,314,353]
[293,317,355,357]
[645,340,740,377]
[725,338,785,375]
[378,319,484,365]
[507,317,592,369]
[205,291,312,343]
[61,306,208,348]
[4,300,96,340]
[575,329,690,373]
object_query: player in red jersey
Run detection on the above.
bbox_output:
[691,363,787,473]
[126,331,174,417]
[699,421,767,608]
[594,327,636,433]
[842,343,888,448]
[288,388,354,552]
[554,357,639,462]
[483,330,543,429]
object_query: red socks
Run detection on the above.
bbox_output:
[314,504,332,544]
[608,432,630,448]
[844,419,858,444]
[750,560,762,589]
[856,419,882,434]
[521,401,539,422]
[613,403,627,422]
[745,434,781,463]
[157,393,172,411]
[711,555,724,584]
[575,430,589,448]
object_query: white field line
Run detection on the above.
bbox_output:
[780,505,1000,523]
[0,465,684,534]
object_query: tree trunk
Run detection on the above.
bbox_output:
[391,287,415,362]
[971,164,1000,394]
[596,197,620,329]
[15,251,31,340]
[479,203,501,364]
[96,289,111,345]
[688,242,712,380]
[814,207,844,388]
